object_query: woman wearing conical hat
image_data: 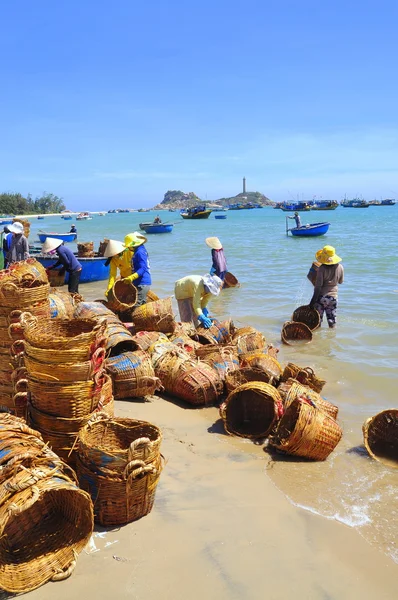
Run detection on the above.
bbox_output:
[205,237,227,281]
[104,239,132,297]
[309,245,344,329]
[124,232,152,306]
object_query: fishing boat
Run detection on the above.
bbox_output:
[379,198,396,206]
[280,202,312,212]
[288,222,330,237]
[215,214,227,219]
[37,215,45,220]
[0,218,14,226]
[61,214,73,220]
[32,254,109,283]
[139,222,173,233]
[311,200,338,210]
[76,212,93,220]
[341,199,369,208]
[180,206,212,219]
[38,232,77,243]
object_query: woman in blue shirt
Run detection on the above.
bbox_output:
[42,237,82,293]
[123,231,151,306]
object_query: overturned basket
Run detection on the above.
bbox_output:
[292,305,320,331]
[269,398,342,460]
[279,378,338,420]
[363,409,398,469]
[232,326,266,354]
[194,319,231,345]
[225,367,274,394]
[281,321,312,345]
[219,382,283,439]
[132,297,176,334]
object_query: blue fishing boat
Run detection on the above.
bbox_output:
[280,201,312,212]
[215,214,227,219]
[37,216,45,220]
[0,218,14,226]
[33,255,109,283]
[139,222,173,233]
[38,232,77,243]
[61,215,73,220]
[289,222,330,237]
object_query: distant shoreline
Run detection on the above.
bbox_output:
[13,212,105,219]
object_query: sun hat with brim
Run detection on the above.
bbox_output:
[205,237,222,250]
[41,237,63,253]
[315,245,342,265]
[8,222,24,234]
[202,274,223,296]
[124,231,147,248]
[104,239,126,258]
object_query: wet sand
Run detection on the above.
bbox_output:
[24,395,396,600]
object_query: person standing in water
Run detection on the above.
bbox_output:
[205,237,227,281]
[174,273,223,328]
[288,211,301,228]
[309,245,344,329]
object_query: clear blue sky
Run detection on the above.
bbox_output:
[1,0,397,209]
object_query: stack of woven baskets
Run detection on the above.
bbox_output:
[75,301,136,355]
[0,259,50,413]
[77,241,94,257]
[0,413,93,594]
[21,315,114,466]
[76,414,163,526]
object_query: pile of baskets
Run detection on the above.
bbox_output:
[75,301,136,355]
[76,414,163,526]
[0,413,93,594]
[0,259,50,412]
[21,315,113,466]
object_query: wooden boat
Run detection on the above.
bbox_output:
[289,222,330,237]
[61,215,73,220]
[180,207,212,219]
[311,200,338,210]
[280,202,311,212]
[76,212,92,220]
[37,215,45,219]
[139,222,173,233]
[0,218,14,226]
[33,254,109,283]
[215,214,227,219]
[38,232,77,243]
[341,199,369,208]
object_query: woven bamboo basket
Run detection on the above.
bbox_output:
[170,333,202,354]
[232,326,266,354]
[76,453,162,526]
[146,290,160,302]
[0,280,50,308]
[279,379,338,419]
[295,367,326,393]
[98,239,109,257]
[281,362,301,381]
[171,362,223,406]
[49,290,81,319]
[13,391,28,419]
[132,297,176,334]
[0,369,13,385]
[24,347,105,382]
[8,320,24,341]
[363,409,398,468]
[281,321,313,345]
[47,269,65,287]
[74,301,115,319]
[106,351,162,399]
[194,319,231,345]
[131,331,168,352]
[0,472,93,593]
[22,315,106,351]
[195,344,237,361]
[225,367,273,394]
[266,344,280,360]
[219,318,236,336]
[239,351,283,383]
[269,398,342,460]
[103,319,137,355]
[219,382,284,439]
[7,258,48,284]
[223,272,240,288]
[196,348,239,382]
[8,299,51,321]
[28,372,111,418]
[107,280,138,313]
[23,337,105,364]
[153,349,193,392]
[292,305,321,331]
[78,415,162,473]
[77,241,94,257]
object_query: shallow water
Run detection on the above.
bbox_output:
[29,206,398,563]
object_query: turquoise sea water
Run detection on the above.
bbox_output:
[29,206,398,563]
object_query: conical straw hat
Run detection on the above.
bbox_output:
[104,239,126,258]
[205,237,222,250]
[42,237,63,253]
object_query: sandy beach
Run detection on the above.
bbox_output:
[22,395,396,600]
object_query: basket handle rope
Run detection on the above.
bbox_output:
[5,485,40,518]
[51,550,79,581]
[124,459,157,480]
